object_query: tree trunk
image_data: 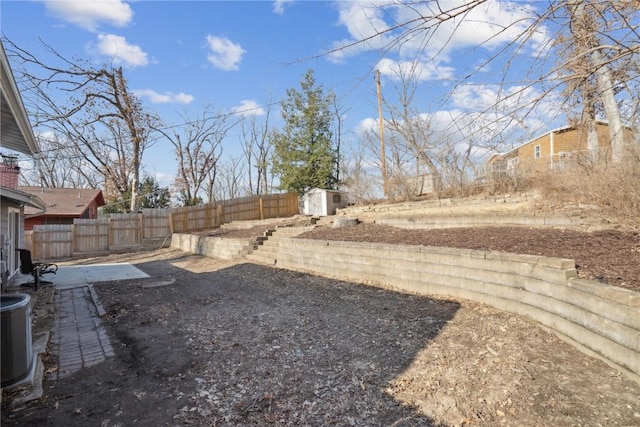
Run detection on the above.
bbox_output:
[568,0,626,163]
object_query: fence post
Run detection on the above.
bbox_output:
[108,216,114,248]
[28,231,37,261]
[169,211,175,234]
[259,198,264,220]
[205,203,212,229]
[72,221,77,254]
[216,204,223,227]
[137,213,143,245]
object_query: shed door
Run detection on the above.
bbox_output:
[308,193,324,216]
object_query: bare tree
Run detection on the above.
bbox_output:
[239,104,273,195]
[239,120,255,194]
[212,157,246,201]
[4,38,156,210]
[562,0,635,162]
[383,67,440,187]
[331,94,348,186]
[339,141,378,202]
[154,106,237,205]
[19,132,100,188]
[323,1,639,163]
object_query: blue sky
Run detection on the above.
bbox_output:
[1,0,562,191]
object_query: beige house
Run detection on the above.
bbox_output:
[484,121,634,174]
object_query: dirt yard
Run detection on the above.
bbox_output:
[2,229,640,426]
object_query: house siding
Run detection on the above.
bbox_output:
[22,189,104,231]
[485,122,630,175]
[0,198,25,278]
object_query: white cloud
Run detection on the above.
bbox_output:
[331,1,550,69]
[133,89,194,104]
[377,58,455,82]
[327,2,392,63]
[152,171,176,189]
[449,83,556,120]
[231,100,266,117]
[44,0,133,32]
[355,117,379,137]
[93,33,148,67]
[273,0,294,15]
[205,35,245,71]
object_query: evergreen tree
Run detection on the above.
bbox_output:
[101,175,171,214]
[271,69,338,194]
[138,176,171,209]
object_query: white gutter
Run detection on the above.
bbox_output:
[549,131,554,169]
[0,41,40,156]
[0,186,47,210]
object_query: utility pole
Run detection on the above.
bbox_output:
[375,69,387,197]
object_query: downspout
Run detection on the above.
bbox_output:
[549,131,554,170]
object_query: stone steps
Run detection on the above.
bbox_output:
[170,234,258,260]
[246,225,316,265]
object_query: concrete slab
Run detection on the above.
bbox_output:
[51,263,149,290]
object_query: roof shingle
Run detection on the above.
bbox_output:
[20,187,105,218]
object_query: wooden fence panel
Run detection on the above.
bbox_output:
[142,208,171,240]
[262,193,299,219]
[74,218,109,254]
[170,202,218,233]
[109,213,142,247]
[29,193,300,258]
[220,195,260,223]
[32,224,73,260]
[169,193,299,234]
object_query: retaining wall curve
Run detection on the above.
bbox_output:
[274,238,640,382]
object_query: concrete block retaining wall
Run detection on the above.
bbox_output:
[275,238,640,381]
[374,214,606,230]
[338,193,535,217]
[170,233,255,260]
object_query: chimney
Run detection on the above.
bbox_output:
[0,154,20,190]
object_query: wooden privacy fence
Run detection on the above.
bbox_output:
[28,193,299,260]
[170,193,300,233]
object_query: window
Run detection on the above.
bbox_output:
[534,145,541,159]
[332,194,341,204]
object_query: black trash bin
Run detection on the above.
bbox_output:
[1,293,33,387]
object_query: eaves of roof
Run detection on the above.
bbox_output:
[0,41,39,156]
[0,186,47,210]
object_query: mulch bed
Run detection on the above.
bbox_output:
[194,221,640,293]
[298,224,640,293]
